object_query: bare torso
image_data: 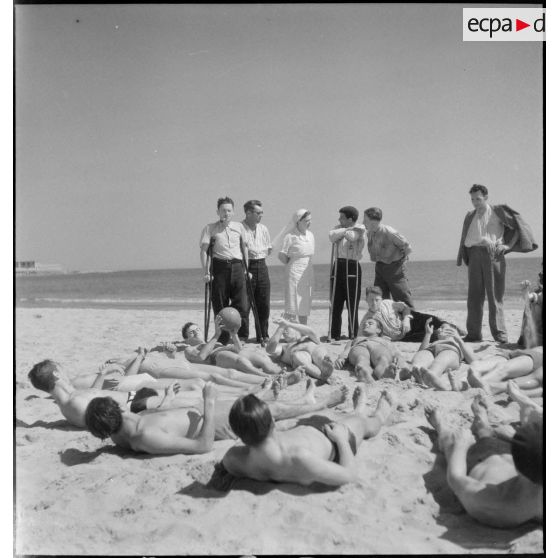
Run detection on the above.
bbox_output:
[281,339,318,366]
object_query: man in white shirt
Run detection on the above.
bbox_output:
[242,200,273,342]
[328,206,366,340]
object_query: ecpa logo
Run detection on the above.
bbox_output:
[463,8,545,41]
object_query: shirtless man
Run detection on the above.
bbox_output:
[425,399,542,528]
[85,379,349,455]
[266,318,335,383]
[26,359,212,428]
[334,318,405,382]
[222,387,396,487]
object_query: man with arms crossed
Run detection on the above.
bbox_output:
[242,200,273,342]
[363,207,414,308]
[200,196,250,343]
[222,388,396,487]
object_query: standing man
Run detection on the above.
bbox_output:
[328,206,366,340]
[457,184,537,343]
[200,196,250,344]
[242,200,273,342]
[363,207,414,308]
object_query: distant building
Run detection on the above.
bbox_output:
[15,261,65,275]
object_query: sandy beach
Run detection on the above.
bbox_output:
[15,305,542,555]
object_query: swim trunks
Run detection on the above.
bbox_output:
[126,391,136,411]
[507,347,543,370]
[466,436,511,474]
[425,340,464,361]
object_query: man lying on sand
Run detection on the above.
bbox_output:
[85,378,349,456]
[27,359,252,428]
[266,318,335,383]
[425,396,542,528]
[154,315,282,376]
[401,319,475,389]
[357,286,465,342]
[222,388,396,487]
[334,318,405,382]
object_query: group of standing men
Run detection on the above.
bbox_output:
[199,185,537,345]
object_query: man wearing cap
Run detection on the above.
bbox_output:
[200,196,250,344]
[242,200,273,342]
[363,207,414,308]
[328,206,366,340]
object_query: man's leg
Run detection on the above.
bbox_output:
[466,248,486,340]
[239,349,282,374]
[486,256,507,342]
[214,351,268,377]
[374,263,391,301]
[330,264,346,339]
[339,388,397,447]
[346,261,362,338]
[383,259,414,309]
[348,346,375,383]
[230,261,250,339]
[211,261,232,344]
[256,262,271,339]
[483,355,534,383]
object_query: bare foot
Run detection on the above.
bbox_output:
[302,378,316,404]
[448,370,466,392]
[399,365,413,381]
[471,394,489,422]
[352,385,368,414]
[374,390,396,424]
[424,405,442,431]
[467,367,492,395]
[285,369,305,386]
[419,367,447,390]
[271,378,281,399]
[326,384,349,408]
[410,366,425,386]
[508,380,543,424]
[318,355,335,384]
[507,379,531,405]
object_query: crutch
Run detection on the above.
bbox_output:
[240,237,263,345]
[203,238,214,342]
[327,241,339,342]
[345,240,359,339]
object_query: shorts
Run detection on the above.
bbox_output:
[466,436,511,474]
[508,347,543,370]
[425,341,463,361]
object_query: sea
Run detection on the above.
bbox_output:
[16,257,542,311]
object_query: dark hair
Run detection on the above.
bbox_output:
[28,359,58,392]
[217,196,234,209]
[365,285,383,297]
[364,207,382,221]
[182,322,196,339]
[298,210,311,222]
[228,394,273,446]
[339,205,359,222]
[243,200,262,213]
[511,420,543,485]
[130,387,159,414]
[469,184,488,196]
[85,397,123,439]
[362,318,383,334]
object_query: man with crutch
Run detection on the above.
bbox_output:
[328,206,366,341]
[200,196,250,344]
[241,200,273,343]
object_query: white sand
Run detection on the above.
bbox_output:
[15,306,542,555]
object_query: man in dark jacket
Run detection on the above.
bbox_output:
[457,184,537,343]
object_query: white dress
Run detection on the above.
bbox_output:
[281,230,315,316]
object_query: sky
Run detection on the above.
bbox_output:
[15,3,543,271]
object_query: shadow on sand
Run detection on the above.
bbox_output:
[420,425,540,551]
[15,418,81,432]
[59,445,151,466]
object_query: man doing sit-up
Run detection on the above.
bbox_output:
[222,388,396,487]
[85,378,349,455]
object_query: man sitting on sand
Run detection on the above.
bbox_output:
[425,396,542,528]
[357,286,464,342]
[222,388,396,487]
[84,378,349,455]
[402,319,476,390]
[334,318,405,382]
[266,317,335,383]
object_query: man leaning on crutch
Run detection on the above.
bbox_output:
[328,206,366,341]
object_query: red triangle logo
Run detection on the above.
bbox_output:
[516,19,530,31]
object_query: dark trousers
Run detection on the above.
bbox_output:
[374,258,414,308]
[211,258,249,343]
[247,259,270,339]
[330,259,362,339]
[466,246,507,341]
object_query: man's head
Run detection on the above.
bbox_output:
[243,200,264,226]
[228,394,274,446]
[182,322,202,341]
[216,196,235,224]
[469,184,489,212]
[363,207,382,232]
[361,318,382,337]
[296,210,312,232]
[365,286,383,312]
[28,359,63,392]
[511,419,543,485]
[85,397,123,439]
[338,206,359,227]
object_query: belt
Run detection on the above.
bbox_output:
[249,258,267,263]
[336,258,359,263]
[213,257,243,264]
